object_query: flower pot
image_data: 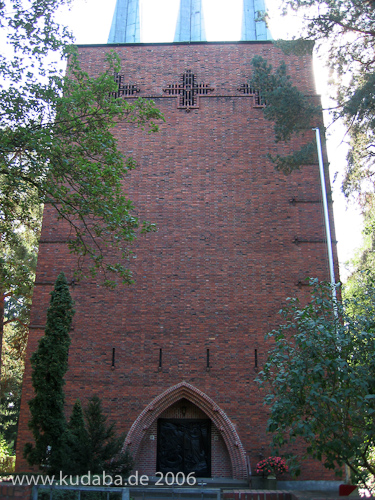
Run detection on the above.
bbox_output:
[251,476,277,490]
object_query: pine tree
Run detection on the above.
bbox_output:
[249,52,320,174]
[63,400,90,476]
[24,273,74,473]
[84,396,133,478]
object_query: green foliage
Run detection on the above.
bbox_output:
[268,143,316,174]
[0,352,22,449]
[0,202,41,320]
[344,240,375,317]
[0,0,162,457]
[0,434,14,460]
[341,70,375,200]
[273,0,375,280]
[0,201,41,402]
[0,220,39,453]
[0,0,163,293]
[258,279,375,489]
[63,400,90,476]
[0,0,68,360]
[1,46,162,288]
[24,273,74,473]
[0,433,15,473]
[249,56,320,174]
[274,39,315,56]
[61,397,133,479]
[344,200,375,311]
[277,0,375,86]
[82,396,133,478]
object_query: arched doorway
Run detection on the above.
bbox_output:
[124,382,247,479]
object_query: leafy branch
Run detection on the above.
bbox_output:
[259,279,375,489]
[250,54,321,174]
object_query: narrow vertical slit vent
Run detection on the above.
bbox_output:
[206,348,210,370]
[254,349,258,368]
[159,348,162,369]
[112,348,115,368]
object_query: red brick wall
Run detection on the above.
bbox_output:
[224,493,294,500]
[0,483,32,499]
[16,41,338,480]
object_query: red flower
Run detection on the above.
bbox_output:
[255,457,288,476]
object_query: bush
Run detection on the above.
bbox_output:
[0,434,15,473]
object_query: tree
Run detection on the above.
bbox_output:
[0,0,163,367]
[268,0,375,196]
[23,275,132,477]
[82,395,133,478]
[0,204,41,383]
[258,279,375,490]
[56,396,134,480]
[0,2,164,456]
[249,51,320,174]
[0,204,41,429]
[62,397,133,480]
[249,5,375,484]
[0,323,24,450]
[344,201,375,302]
[63,400,90,475]
[261,1,375,282]
[24,272,74,473]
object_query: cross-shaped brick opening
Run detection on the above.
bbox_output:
[110,73,140,98]
[163,70,214,111]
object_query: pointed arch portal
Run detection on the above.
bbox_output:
[124,382,248,479]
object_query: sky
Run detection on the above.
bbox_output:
[59,0,363,281]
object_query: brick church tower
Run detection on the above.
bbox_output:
[16,0,338,482]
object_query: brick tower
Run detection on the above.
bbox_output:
[16,0,338,482]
